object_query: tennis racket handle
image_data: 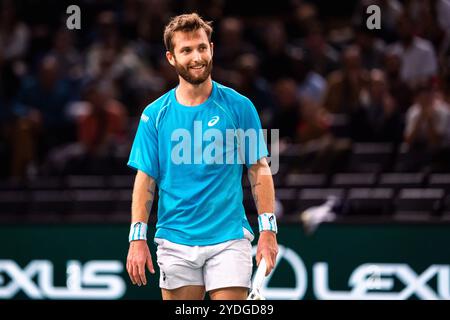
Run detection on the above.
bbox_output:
[253,258,267,290]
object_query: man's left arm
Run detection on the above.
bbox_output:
[248,157,278,276]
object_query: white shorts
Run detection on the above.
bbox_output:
[155,230,253,292]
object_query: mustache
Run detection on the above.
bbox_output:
[188,61,208,68]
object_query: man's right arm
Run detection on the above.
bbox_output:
[131,170,156,224]
[127,170,156,286]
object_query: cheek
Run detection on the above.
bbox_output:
[203,52,213,62]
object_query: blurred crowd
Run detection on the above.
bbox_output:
[1,0,450,180]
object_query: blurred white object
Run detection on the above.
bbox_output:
[247,258,267,300]
[300,196,337,235]
[274,198,284,219]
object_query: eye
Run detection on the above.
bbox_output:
[182,48,191,53]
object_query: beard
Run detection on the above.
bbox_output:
[173,58,213,85]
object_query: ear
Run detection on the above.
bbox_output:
[210,42,214,57]
[166,51,175,67]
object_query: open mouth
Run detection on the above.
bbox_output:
[190,65,205,70]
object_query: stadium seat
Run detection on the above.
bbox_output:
[29,190,70,215]
[27,177,62,190]
[394,188,445,220]
[284,173,327,189]
[66,175,106,189]
[0,190,29,215]
[441,194,450,221]
[298,188,345,213]
[108,175,135,189]
[331,173,377,188]
[71,189,115,214]
[428,173,450,189]
[379,173,425,189]
[0,179,25,191]
[347,143,395,173]
[114,189,133,214]
[343,188,394,216]
[276,188,298,215]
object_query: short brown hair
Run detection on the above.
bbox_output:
[163,13,213,53]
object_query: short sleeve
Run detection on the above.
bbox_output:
[127,113,160,180]
[237,98,269,168]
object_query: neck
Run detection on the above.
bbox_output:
[176,77,213,106]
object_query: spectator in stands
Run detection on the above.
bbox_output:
[383,50,413,113]
[49,28,83,84]
[290,48,327,105]
[354,26,386,70]
[17,55,76,168]
[351,69,403,143]
[132,0,173,68]
[87,11,159,116]
[402,78,450,171]
[323,45,370,115]
[0,62,34,178]
[387,13,438,88]
[412,0,446,53]
[286,1,319,40]
[297,96,351,174]
[44,80,128,175]
[260,21,294,83]
[0,0,30,64]
[214,17,256,85]
[299,20,339,77]
[272,78,302,142]
[233,53,276,128]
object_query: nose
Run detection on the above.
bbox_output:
[192,49,202,63]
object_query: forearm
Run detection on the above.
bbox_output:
[131,170,156,223]
[248,158,275,214]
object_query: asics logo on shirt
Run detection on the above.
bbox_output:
[207,116,220,127]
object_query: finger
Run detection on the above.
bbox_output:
[266,257,274,276]
[133,264,142,286]
[138,262,147,286]
[262,253,274,276]
[127,260,136,285]
[146,254,155,274]
[126,260,133,284]
[256,251,262,266]
[269,249,279,275]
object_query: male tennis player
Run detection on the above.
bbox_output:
[126,13,278,300]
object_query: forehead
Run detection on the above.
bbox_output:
[172,29,209,50]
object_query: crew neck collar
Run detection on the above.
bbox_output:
[171,81,216,111]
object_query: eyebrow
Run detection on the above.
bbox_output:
[178,43,208,52]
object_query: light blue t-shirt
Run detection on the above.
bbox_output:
[127,81,268,245]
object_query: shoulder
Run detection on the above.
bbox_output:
[435,100,450,115]
[141,90,173,122]
[413,37,435,53]
[406,104,420,118]
[214,81,254,110]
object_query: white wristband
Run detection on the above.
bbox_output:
[129,222,148,242]
[258,213,278,233]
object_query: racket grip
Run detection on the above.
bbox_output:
[253,258,267,290]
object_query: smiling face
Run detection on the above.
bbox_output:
[166,28,214,85]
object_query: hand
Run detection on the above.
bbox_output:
[256,231,278,276]
[126,240,155,286]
